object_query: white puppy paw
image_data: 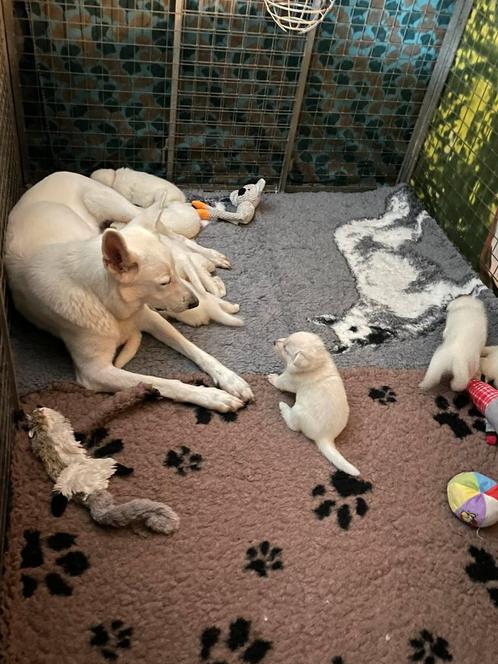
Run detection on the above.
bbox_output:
[279,401,291,416]
[279,401,299,431]
[267,373,279,387]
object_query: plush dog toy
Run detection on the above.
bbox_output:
[192,178,265,225]
[26,386,179,535]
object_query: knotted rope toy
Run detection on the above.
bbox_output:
[26,386,179,536]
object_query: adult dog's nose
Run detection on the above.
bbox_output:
[188,295,199,309]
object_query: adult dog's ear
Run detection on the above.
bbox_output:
[291,350,310,371]
[101,229,139,282]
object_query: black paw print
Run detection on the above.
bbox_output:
[20,530,89,597]
[90,620,133,661]
[409,629,453,662]
[186,379,239,425]
[465,546,498,608]
[50,427,133,518]
[75,427,133,475]
[245,541,283,577]
[164,445,203,475]
[433,393,485,440]
[195,406,238,425]
[368,385,397,405]
[311,471,372,530]
[200,618,271,663]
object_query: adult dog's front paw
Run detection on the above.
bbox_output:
[196,387,244,412]
[216,371,254,403]
[204,248,231,269]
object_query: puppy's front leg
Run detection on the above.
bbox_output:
[267,372,296,393]
[140,307,253,402]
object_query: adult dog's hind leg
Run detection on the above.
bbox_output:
[114,332,142,368]
[82,187,141,224]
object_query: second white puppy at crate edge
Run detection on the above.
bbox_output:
[419,295,488,392]
[268,331,359,476]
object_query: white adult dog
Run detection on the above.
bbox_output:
[5,171,253,412]
[419,296,487,392]
[268,331,359,476]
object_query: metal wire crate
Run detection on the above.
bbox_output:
[412,0,498,283]
[9,0,458,190]
[0,0,23,575]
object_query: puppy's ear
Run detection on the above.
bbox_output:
[291,350,310,371]
[101,229,138,282]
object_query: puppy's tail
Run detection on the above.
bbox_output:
[316,439,360,477]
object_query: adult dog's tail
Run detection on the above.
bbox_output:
[316,439,360,476]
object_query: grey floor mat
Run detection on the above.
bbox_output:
[10,185,498,394]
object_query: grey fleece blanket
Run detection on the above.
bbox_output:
[10,185,498,394]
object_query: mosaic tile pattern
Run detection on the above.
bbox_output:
[13,0,456,188]
[412,0,498,278]
[172,0,305,187]
[289,0,456,189]
[15,0,175,179]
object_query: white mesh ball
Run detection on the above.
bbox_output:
[264,0,335,33]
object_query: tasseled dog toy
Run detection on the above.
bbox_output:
[467,378,498,445]
[27,403,179,535]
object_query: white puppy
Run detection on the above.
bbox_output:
[268,331,359,476]
[480,346,498,384]
[419,296,487,392]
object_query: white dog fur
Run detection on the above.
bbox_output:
[91,167,203,238]
[419,295,487,392]
[268,331,359,476]
[107,200,243,328]
[480,346,498,384]
[6,171,253,412]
